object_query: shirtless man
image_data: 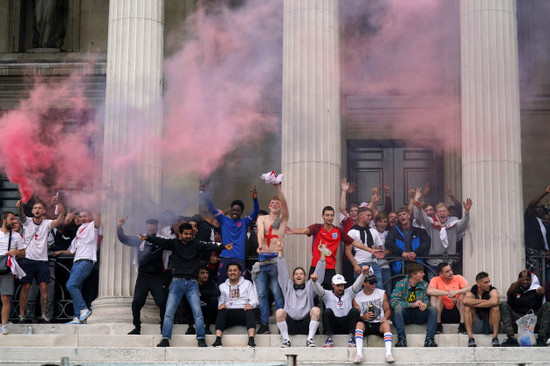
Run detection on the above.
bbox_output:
[254,184,288,334]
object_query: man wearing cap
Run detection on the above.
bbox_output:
[313,267,368,348]
[500,269,550,347]
[427,262,471,335]
[390,262,438,347]
[353,270,394,364]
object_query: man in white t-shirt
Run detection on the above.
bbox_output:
[53,211,100,324]
[0,211,25,335]
[17,199,64,323]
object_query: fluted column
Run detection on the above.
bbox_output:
[92,0,164,322]
[460,0,523,291]
[281,0,341,272]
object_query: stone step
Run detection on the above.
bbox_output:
[0,346,549,365]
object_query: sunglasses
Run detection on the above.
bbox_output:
[365,280,377,285]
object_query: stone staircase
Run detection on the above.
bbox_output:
[0,323,549,365]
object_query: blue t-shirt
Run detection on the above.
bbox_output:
[204,192,259,259]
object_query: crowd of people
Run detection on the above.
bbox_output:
[1,179,550,364]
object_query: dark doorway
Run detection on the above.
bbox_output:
[347,140,444,212]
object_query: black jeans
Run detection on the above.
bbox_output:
[183,296,218,326]
[215,308,257,331]
[322,307,360,337]
[132,272,167,329]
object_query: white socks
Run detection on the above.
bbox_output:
[277,321,289,341]
[308,320,320,340]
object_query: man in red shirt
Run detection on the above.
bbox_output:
[286,206,380,289]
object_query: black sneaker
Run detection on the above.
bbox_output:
[247,338,257,348]
[197,339,207,347]
[536,337,547,347]
[127,327,141,335]
[435,323,443,334]
[424,338,438,347]
[468,337,476,347]
[457,323,467,335]
[501,337,519,347]
[257,324,271,334]
[37,317,50,324]
[212,338,223,347]
[491,337,500,347]
[185,325,196,335]
[17,316,26,324]
[157,338,170,347]
[395,337,407,347]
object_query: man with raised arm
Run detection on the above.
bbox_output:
[275,240,326,348]
[253,184,287,334]
[116,216,166,335]
[286,206,381,290]
[427,262,471,335]
[524,185,550,276]
[140,223,232,348]
[0,211,25,335]
[53,211,100,324]
[412,188,472,276]
[17,198,64,323]
[462,271,501,347]
[202,184,259,284]
[312,266,368,348]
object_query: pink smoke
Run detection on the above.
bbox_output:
[161,0,283,178]
[0,74,97,205]
[341,0,461,152]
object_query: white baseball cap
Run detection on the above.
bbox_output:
[332,274,347,285]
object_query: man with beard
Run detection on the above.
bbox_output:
[212,262,258,348]
[0,211,25,335]
[116,216,167,334]
[17,199,64,323]
[312,267,368,348]
[141,223,232,348]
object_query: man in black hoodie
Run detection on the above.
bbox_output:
[117,217,166,335]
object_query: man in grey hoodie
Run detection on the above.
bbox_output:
[275,240,328,347]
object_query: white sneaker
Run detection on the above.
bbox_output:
[318,244,332,257]
[306,338,316,347]
[79,309,92,322]
[66,317,82,324]
[1,325,8,335]
[385,354,395,363]
[353,354,363,364]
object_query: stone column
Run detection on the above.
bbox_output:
[92,0,164,322]
[460,0,523,291]
[281,0,341,272]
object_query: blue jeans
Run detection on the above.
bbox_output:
[380,267,393,299]
[255,263,284,324]
[162,278,204,340]
[355,262,383,290]
[392,305,437,340]
[66,260,94,317]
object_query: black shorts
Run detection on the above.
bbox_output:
[19,258,50,284]
[287,314,312,335]
[361,321,382,336]
[441,305,460,324]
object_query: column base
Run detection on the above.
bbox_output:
[89,296,164,325]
